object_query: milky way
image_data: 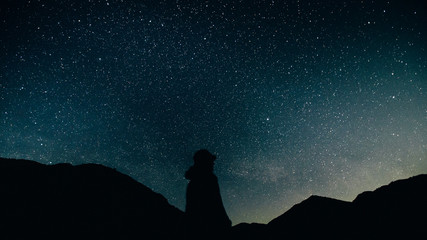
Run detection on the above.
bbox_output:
[1,0,426,224]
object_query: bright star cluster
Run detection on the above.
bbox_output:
[1,0,426,224]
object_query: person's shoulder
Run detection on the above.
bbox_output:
[209,173,218,182]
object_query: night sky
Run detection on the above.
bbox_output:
[1,0,426,224]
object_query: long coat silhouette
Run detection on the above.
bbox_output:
[185,150,231,238]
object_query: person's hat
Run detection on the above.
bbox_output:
[193,149,216,164]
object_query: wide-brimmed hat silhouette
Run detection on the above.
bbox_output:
[193,149,216,165]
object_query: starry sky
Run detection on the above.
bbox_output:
[1,0,426,224]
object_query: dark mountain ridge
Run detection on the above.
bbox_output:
[0,158,184,240]
[267,174,427,239]
[1,157,426,239]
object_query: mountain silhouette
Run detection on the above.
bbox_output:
[1,157,426,240]
[268,195,353,239]
[0,158,184,240]
[266,174,427,240]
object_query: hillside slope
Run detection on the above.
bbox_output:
[0,158,184,240]
[267,174,427,239]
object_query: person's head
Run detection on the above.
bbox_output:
[193,149,216,172]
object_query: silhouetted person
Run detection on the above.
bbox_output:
[185,149,231,239]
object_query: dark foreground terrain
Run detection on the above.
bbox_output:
[1,158,426,239]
